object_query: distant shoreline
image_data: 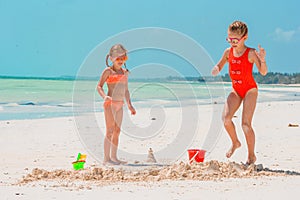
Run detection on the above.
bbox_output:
[0,75,79,81]
[1,72,300,85]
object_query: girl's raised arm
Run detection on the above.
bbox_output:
[250,45,268,76]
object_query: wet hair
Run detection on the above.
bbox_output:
[105,44,129,71]
[228,21,248,37]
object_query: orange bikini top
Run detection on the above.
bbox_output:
[106,69,128,84]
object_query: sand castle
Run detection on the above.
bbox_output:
[146,148,157,163]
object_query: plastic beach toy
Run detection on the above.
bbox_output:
[72,153,87,170]
[72,161,85,170]
[187,149,206,164]
[77,153,86,162]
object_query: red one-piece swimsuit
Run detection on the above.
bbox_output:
[228,47,257,98]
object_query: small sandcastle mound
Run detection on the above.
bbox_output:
[146,148,157,163]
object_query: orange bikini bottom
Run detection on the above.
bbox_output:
[103,100,124,112]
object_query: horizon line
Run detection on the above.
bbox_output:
[0,71,299,81]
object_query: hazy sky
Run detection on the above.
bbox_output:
[1,0,299,77]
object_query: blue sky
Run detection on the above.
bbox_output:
[1,0,300,77]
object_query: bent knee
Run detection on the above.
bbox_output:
[223,116,233,127]
[241,122,253,133]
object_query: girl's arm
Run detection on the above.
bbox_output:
[211,48,230,76]
[97,68,110,99]
[125,73,136,115]
[250,45,268,76]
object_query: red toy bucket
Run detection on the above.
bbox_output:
[187,149,206,163]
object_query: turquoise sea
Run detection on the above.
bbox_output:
[0,77,299,120]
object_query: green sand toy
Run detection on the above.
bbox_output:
[72,153,86,170]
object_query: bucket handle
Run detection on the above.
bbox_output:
[189,151,199,164]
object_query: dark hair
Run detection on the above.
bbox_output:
[228,21,248,36]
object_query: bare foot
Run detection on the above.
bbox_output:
[103,160,120,166]
[246,155,257,165]
[226,142,241,158]
[111,158,127,165]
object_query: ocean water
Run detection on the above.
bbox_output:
[0,78,299,120]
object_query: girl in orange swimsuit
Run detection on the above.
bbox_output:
[103,73,128,112]
[211,21,268,164]
[97,44,136,165]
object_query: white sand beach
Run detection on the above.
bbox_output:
[1,97,300,199]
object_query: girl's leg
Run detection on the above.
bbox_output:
[223,91,243,158]
[242,88,258,164]
[103,106,115,163]
[110,107,125,163]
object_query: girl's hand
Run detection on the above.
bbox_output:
[128,105,136,115]
[104,96,112,101]
[211,65,220,76]
[255,44,266,62]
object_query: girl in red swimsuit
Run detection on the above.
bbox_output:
[97,44,136,165]
[211,21,268,164]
